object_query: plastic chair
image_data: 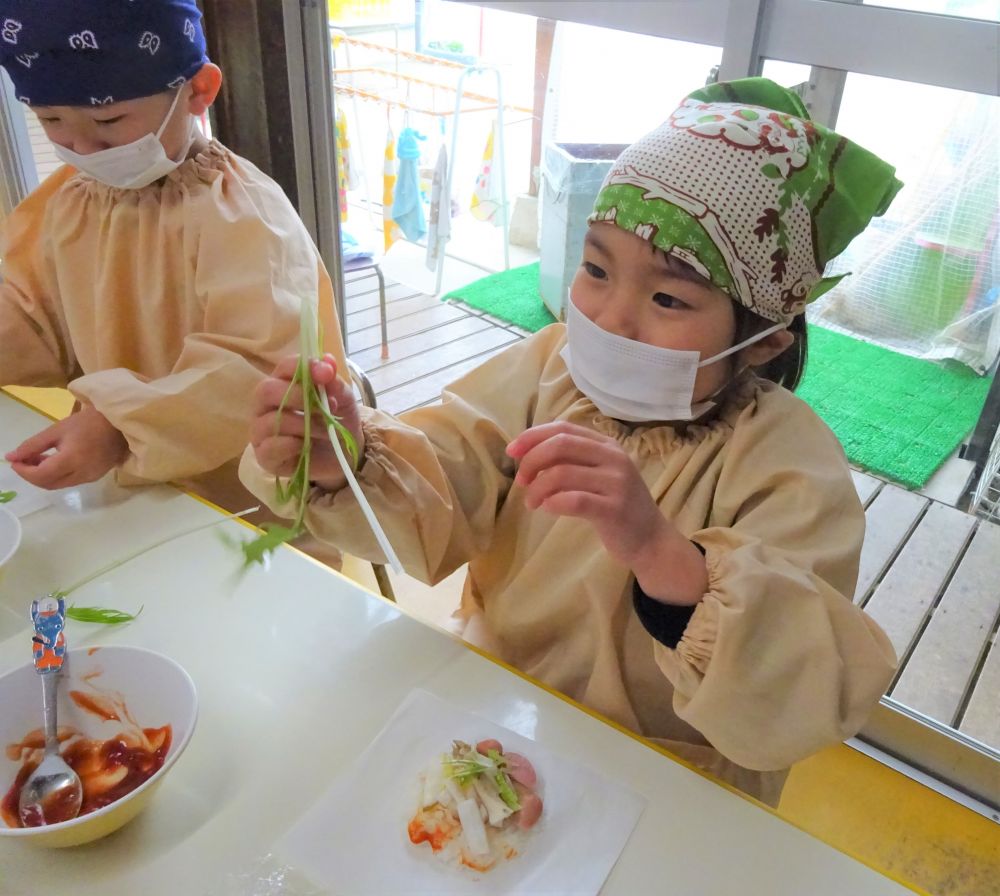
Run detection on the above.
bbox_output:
[345,357,396,601]
[344,257,389,360]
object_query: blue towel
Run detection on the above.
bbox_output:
[391,127,427,242]
[341,230,373,264]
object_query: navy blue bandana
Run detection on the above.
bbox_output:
[0,1,208,106]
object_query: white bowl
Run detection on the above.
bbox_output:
[0,645,197,847]
[0,503,21,571]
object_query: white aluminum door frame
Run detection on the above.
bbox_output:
[0,71,37,220]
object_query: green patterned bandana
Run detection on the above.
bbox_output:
[589,77,903,323]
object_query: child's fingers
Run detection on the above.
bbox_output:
[255,377,307,415]
[251,434,309,477]
[251,410,300,445]
[323,375,356,412]
[536,489,607,520]
[10,463,74,490]
[521,464,611,510]
[318,377,363,450]
[9,452,75,490]
[507,421,607,459]
[514,431,609,487]
[271,355,305,379]
[309,355,339,385]
[6,426,60,464]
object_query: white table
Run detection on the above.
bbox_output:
[0,392,915,895]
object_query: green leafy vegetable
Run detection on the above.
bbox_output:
[220,522,300,571]
[48,507,259,623]
[443,746,521,811]
[0,490,16,503]
[443,755,488,786]
[235,305,359,569]
[65,605,143,625]
[487,748,521,810]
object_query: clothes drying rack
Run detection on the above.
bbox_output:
[330,33,533,294]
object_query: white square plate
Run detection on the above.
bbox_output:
[279,689,646,895]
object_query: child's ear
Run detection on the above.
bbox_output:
[188,63,222,115]
[740,327,795,367]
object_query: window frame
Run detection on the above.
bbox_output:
[0,70,37,219]
[476,0,1000,96]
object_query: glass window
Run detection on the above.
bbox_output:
[547,23,720,145]
[761,60,812,91]
[810,73,1000,373]
[328,0,720,305]
[22,106,61,183]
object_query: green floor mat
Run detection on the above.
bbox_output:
[442,264,991,489]
[798,327,990,489]
[443,262,555,332]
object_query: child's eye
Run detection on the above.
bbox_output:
[38,116,60,124]
[653,292,685,309]
[95,116,124,126]
[582,261,607,280]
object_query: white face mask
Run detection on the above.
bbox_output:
[560,290,785,423]
[53,87,197,190]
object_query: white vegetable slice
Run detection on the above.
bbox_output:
[443,776,466,807]
[457,798,491,857]
[420,766,447,809]
[472,776,515,827]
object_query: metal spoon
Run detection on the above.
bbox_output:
[18,597,83,827]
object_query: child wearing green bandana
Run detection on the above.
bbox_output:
[242,78,900,804]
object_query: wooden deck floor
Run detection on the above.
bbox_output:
[344,273,527,415]
[344,271,1000,756]
[852,470,1000,752]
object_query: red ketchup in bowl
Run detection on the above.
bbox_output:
[2,688,171,828]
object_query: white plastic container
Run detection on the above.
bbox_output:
[538,142,627,319]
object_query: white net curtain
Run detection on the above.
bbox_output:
[811,91,1000,374]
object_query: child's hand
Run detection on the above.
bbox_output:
[5,404,128,489]
[250,353,364,493]
[506,422,707,606]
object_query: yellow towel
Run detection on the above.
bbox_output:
[470,119,503,226]
[382,125,404,252]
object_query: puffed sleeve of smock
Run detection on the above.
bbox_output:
[240,327,564,584]
[0,169,76,387]
[653,393,896,771]
[69,169,348,484]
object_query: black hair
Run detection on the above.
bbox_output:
[657,247,808,391]
[731,302,808,391]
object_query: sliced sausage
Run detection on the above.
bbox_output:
[476,738,503,755]
[503,751,536,787]
[515,790,543,829]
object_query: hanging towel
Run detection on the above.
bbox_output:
[470,119,504,226]
[382,124,404,252]
[341,230,374,265]
[335,109,360,190]
[334,110,349,221]
[391,127,427,242]
[425,144,451,271]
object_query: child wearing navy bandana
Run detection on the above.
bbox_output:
[0,1,347,515]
